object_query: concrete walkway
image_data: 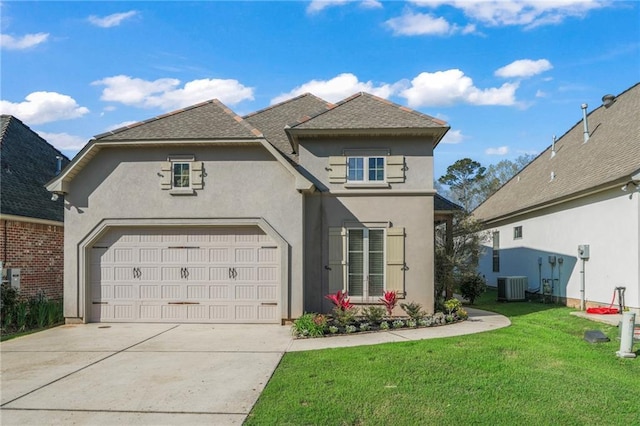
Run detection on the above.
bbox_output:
[0,308,509,425]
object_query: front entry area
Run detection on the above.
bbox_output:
[90,226,280,323]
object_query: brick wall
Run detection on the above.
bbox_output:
[0,219,64,300]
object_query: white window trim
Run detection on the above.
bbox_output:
[166,155,197,195]
[346,156,387,185]
[346,227,386,302]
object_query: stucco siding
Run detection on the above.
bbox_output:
[304,194,435,314]
[297,136,435,192]
[478,188,640,312]
[62,145,305,321]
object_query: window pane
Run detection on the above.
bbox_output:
[348,229,364,296]
[368,157,385,181]
[347,157,363,181]
[348,229,364,251]
[173,163,190,188]
[368,229,385,296]
[368,274,384,297]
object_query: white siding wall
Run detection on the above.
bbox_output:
[478,188,640,312]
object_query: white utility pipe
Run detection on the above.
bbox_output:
[616,312,637,358]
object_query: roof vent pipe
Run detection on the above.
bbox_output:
[55,156,63,175]
[551,135,557,158]
[581,103,589,143]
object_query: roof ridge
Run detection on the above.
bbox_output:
[287,92,447,129]
[243,93,332,119]
[94,99,264,140]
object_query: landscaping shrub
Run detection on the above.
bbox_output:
[1,284,64,338]
[400,301,425,321]
[360,305,386,323]
[458,273,487,304]
[292,313,327,337]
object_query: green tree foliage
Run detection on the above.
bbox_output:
[434,211,488,309]
[438,154,535,211]
[438,158,486,212]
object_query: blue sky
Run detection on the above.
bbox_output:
[1,1,638,178]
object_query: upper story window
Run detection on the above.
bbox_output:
[328,152,405,186]
[347,156,385,182]
[513,226,522,239]
[160,155,204,194]
[173,162,191,189]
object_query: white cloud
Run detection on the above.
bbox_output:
[92,75,254,110]
[385,12,456,36]
[410,0,607,29]
[361,0,383,9]
[485,146,509,155]
[0,92,89,125]
[0,32,49,50]
[36,131,87,151]
[270,73,395,104]
[441,129,465,144]
[88,11,138,28]
[495,59,553,78]
[307,0,383,13]
[399,69,519,107]
[106,121,138,131]
[535,90,548,98]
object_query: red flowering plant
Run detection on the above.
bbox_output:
[325,290,354,311]
[379,291,398,317]
[325,290,357,326]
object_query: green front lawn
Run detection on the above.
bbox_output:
[246,290,639,425]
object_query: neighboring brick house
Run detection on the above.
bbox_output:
[1,115,70,299]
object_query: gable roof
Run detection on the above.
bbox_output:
[47,99,314,194]
[474,83,640,224]
[243,93,332,161]
[285,92,449,151]
[1,115,69,223]
[94,99,263,141]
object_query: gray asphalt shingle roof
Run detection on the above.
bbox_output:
[244,93,332,161]
[289,92,448,131]
[94,99,263,141]
[473,83,640,223]
[1,115,69,222]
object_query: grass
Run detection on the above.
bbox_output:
[246,290,640,425]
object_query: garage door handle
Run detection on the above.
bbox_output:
[168,302,200,305]
[261,302,277,306]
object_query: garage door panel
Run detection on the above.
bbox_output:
[210,267,231,281]
[113,284,135,299]
[209,248,230,263]
[140,285,160,299]
[91,227,280,323]
[234,248,256,263]
[210,285,229,299]
[161,285,182,299]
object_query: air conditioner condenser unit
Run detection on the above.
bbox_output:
[497,276,528,301]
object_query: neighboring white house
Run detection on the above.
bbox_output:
[474,83,640,314]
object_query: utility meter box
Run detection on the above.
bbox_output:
[578,245,590,259]
[5,268,21,289]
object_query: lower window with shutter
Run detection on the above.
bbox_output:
[328,226,405,301]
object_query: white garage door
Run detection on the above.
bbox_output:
[90,227,280,323]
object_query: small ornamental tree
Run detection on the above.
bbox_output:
[379,291,398,317]
[325,290,354,311]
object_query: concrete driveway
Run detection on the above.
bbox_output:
[0,323,293,425]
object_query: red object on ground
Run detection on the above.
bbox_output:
[586,307,620,314]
